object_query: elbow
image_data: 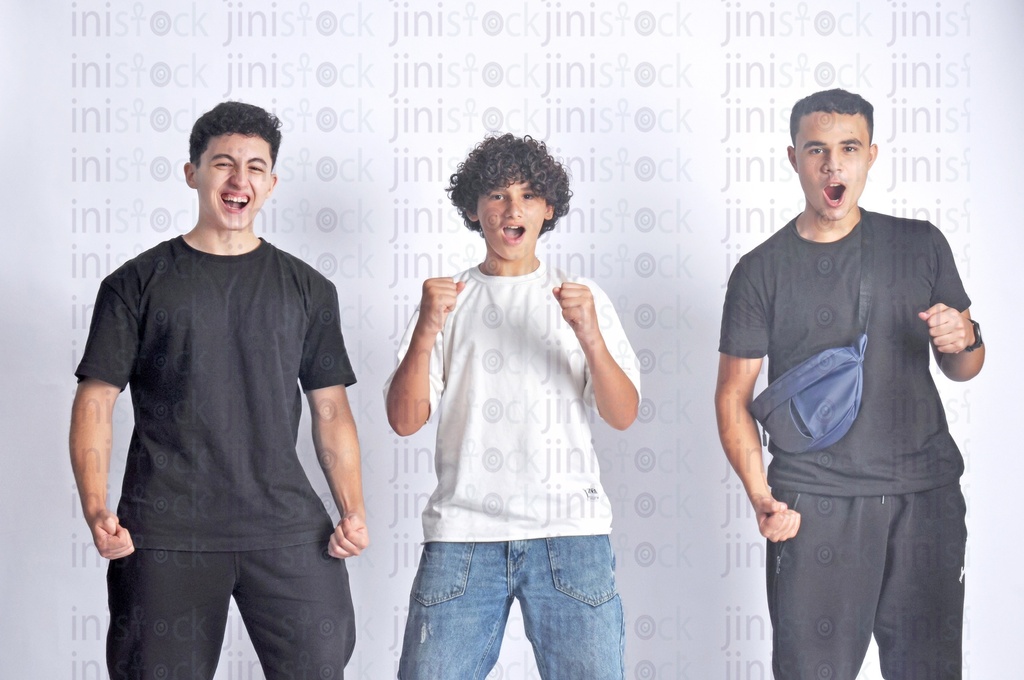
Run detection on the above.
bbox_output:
[388,417,422,437]
[607,417,635,431]
[603,397,639,431]
[385,399,426,437]
[617,405,639,430]
[938,352,985,383]
[385,388,432,436]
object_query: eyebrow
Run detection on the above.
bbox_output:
[802,138,864,151]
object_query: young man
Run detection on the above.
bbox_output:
[385,134,641,679]
[715,89,984,678]
[69,101,369,679]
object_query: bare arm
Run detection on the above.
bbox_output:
[308,385,369,559]
[553,283,639,430]
[69,378,134,559]
[385,278,464,436]
[920,305,985,382]
[714,354,801,542]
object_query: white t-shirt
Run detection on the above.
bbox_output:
[385,262,641,542]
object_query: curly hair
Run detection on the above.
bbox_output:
[189,101,283,166]
[790,89,874,144]
[447,134,572,235]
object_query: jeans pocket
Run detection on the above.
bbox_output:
[410,542,475,607]
[546,535,617,607]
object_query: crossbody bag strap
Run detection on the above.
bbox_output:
[857,213,873,332]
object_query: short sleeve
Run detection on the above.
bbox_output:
[718,256,769,359]
[299,278,357,391]
[75,279,140,389]
[928,225,971,312]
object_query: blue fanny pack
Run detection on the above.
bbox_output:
[749,334,867,453]
[749,219,873,454]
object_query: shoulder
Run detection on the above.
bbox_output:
[542,263,597,289]
[99,237,180,294]
[863,209,948,250]
[264,241,318,275]
[451,266,477,284]
[264,242,339,293]
[733,225,796,278]
[743,218,800,259]
[864,209,933,237]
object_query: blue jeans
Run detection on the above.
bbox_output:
[398,536,625,680]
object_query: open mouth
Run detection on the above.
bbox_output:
[824,183,846,206]
[222,194,250,211]
[503,226,526,241]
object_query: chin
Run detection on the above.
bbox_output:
[809,208,848,226]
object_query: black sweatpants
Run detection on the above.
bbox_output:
[767,483,967,680]
[106,541,356,680]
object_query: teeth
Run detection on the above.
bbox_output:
[224,196,248,205]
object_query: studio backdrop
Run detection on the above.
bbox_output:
[2,1,1020,678]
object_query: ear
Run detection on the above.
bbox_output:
[787,146,797,172]
[544,202,554,220]
[184,162,197,188]
[867,143,878,169]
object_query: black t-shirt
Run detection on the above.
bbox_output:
[719,211,971,496]
[76,237,356,551]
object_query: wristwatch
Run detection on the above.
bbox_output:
[965,319,983,352]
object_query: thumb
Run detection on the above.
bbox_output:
[919,303,949,321]
[455,280,466,295]
[755,495,786,513]
[98,514,120,537]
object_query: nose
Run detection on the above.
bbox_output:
[227,166,247,185]
[822,152,841,174]
[505,196,524,216]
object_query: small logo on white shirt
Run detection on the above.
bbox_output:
[584,486,599,500]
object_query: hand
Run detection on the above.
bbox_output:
[415,278,465,336]
[552,282,601,344]
[89,510,135,560]
[327,512,369,559]
[919,304,972,353]
[751,494,801,543]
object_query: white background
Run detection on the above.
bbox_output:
[1,1,1020,678]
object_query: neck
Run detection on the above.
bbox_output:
[183,226,261,255]
[478,255,540,277]
[795,206,861,243]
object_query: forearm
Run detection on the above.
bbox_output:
[714,355,771,502]
[385,326,437,436]
[715,391,771,502]
[581,335,639,430]
[716,354,802,541]
[310,387,366,517]
[69,380,119,521]
[938,344,985,382]
[318,424,366,517]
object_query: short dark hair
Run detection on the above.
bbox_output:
[790,89,874,144]
[447,134,572,236]
[189,101,283,166]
